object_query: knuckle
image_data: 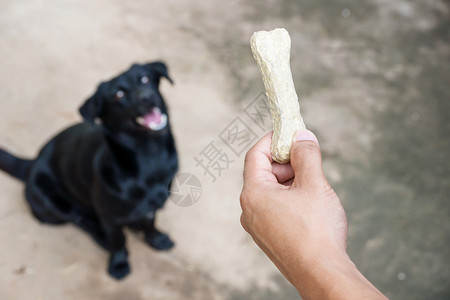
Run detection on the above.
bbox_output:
[322,183,338,198]
[299,141,320,153]
[240,187,260,214]
[239,189,251,211]
[292,141,320,159]
[240,214,249,232]
[244,148,255,165]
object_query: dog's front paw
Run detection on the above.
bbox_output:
[108,250,130,280]
[146,232,174,250]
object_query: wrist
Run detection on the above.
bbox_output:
[290,248,387,300]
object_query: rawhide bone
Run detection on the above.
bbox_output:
[250,28,306,163]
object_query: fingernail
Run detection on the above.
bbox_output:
[295,130,318,143]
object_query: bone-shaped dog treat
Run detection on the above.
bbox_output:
[250,28,306,163]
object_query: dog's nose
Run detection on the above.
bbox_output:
[138,89,156,103]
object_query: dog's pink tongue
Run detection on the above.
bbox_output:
[144,108,162,125]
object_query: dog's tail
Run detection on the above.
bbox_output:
[0,148,33,181]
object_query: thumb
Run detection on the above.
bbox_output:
[290,130,326,189]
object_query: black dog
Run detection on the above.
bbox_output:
[0,62,178,279]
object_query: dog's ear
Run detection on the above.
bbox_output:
[145,62,174,85]
[79,84,104,124]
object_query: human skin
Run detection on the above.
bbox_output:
[240,130,388,300]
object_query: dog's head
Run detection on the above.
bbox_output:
[80,62,173,134]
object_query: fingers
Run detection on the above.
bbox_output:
[281,178,294,187]
[243,130,326,190]
[272,162,294,183]
[243,132,277,185]
[289,130,327,189]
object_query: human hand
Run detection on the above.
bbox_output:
[240,130,387,299]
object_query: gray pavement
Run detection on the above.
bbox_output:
[0,0,448,299]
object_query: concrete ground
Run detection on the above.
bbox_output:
[0,0,449,299]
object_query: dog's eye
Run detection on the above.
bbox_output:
[140,76,149,84]
[114,90,125,100]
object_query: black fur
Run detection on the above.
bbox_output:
[0,62,178,279]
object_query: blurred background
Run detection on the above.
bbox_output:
[0,0,449,299]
